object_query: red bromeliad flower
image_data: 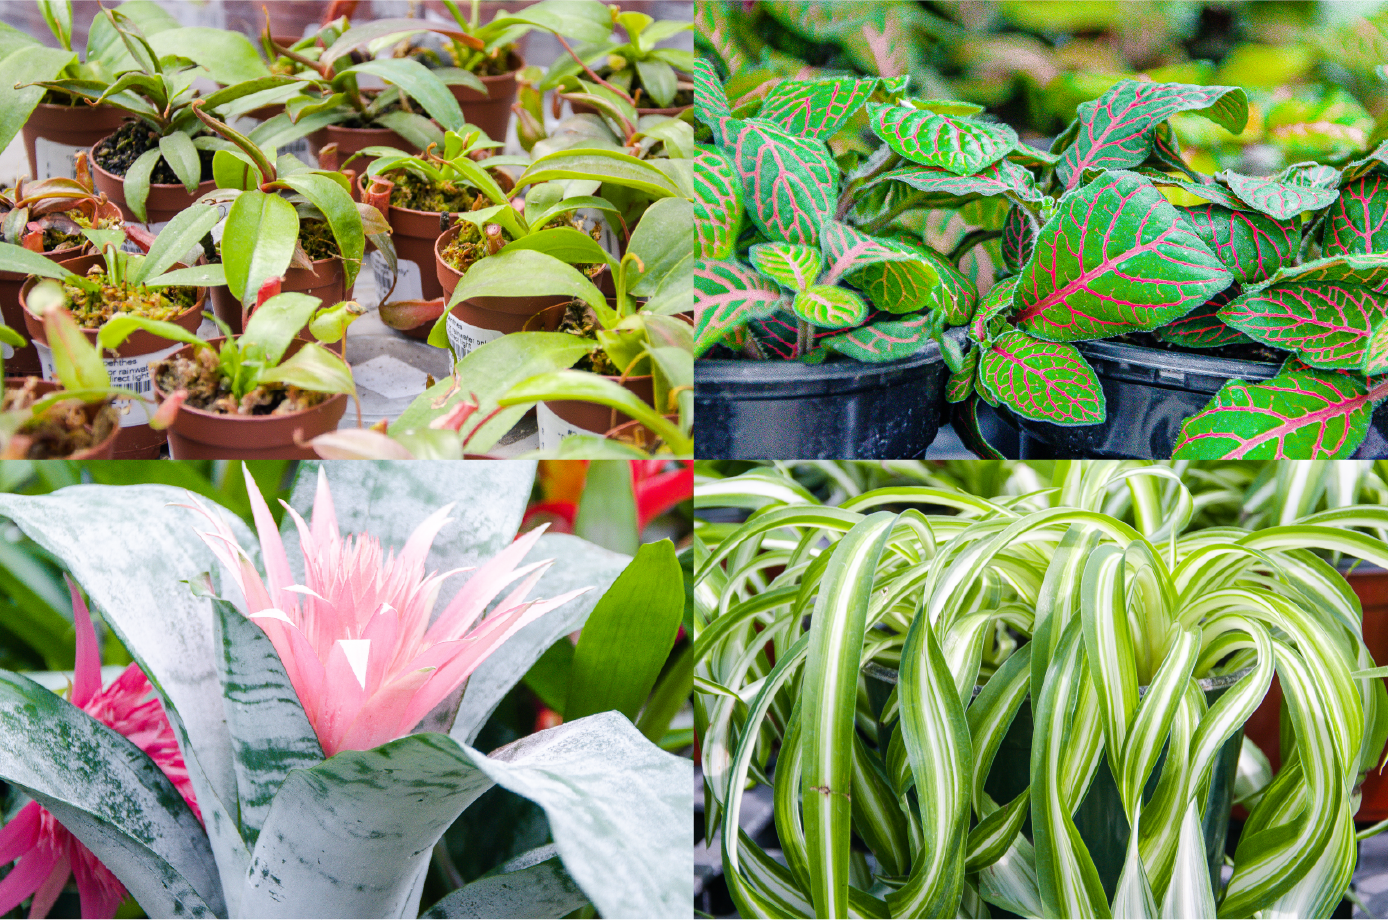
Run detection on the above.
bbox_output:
[0,581,199,919]
[525,461,693,533]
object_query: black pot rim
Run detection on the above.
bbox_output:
[1076,338,1282,389]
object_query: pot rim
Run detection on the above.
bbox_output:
[1075,338,1282,384]
[89,139,214,191]
[5,376,120,458]
[20,258,206,333]
[152,336,350,424]
[696,327,958,393]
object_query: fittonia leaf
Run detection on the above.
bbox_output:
[1173,368,1381,458]
[819,314,932,363]
[972,274,1019,343]
[1156,287,1252,349]
[847,238,974,321]
[1177,204,1300,284]
[946,346,979,403]
[1365,321,1388,376]
[693,59,732,144]
[749,242,822,291]
[725,118,837,245]
[977,329,1105,425]
[818,220,919,285]
[1220,164,1341,220]
[868,158,1044,208]
[758,76,878,141]
[1055,80,1249,190]
[751,310,852,360]
[1323,174,1388,256]
[1125,167,1255,211]
[791,284,869,329]
[1014,171,1232,342]
[694,259,790,357]
[867,101,1019,177]
[1001,205,1035,274]
[1338,141,1388,184]
[1219,284,1382,370]
[693,146,743,260]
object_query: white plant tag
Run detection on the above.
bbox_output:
[33,137,86,181]
[445,311,502,359]
[37,340,183,427]
[537,402,606,451]
[368,250,424,306]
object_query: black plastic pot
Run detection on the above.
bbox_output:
[1008,339,1388,459]
[695,331,956,459]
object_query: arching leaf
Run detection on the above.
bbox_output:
[1156,287,1252,349]
[1220,164,1340,220]
[847,237,972,320]
[1219,284,1382,370]
[791,284,869,329]
[819,313,930,363]
[868,158,1043,208]
[693,59,731,144]
[867,101,1018,177]
[694,145,743,260]
[758,76,878,140]
[694,259,789,357]
[748,241,822,291]
[1015,171,1231,342]
[946,346,979,403]
[1001,203,1034,273]
[973,275,1019,344]
[818,220,918,285]
[977,329,1105,425]
[727,118,836,245]
[1323,174,1388,256]
[1177,204,1299,284]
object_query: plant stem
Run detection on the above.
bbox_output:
[796,318,814,357]
[863,190,924,235]
[949,229,1003,264]
[835,151,901,221]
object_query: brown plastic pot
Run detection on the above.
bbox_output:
[152,337,348,459]
[450,53,523,143]
[22,102,130,182]
[433,224,567,352]
[209,256,347,351]
[4,378,119,458]
[89,139,215,226]
[544,372,655,436]
[321,123,418,174]
[21,254,206,458]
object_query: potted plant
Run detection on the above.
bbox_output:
[0,204,224,457]
[543,7,694,117]
[694,459,1388,917]
[0,153,123,375]
[98,288,359,460]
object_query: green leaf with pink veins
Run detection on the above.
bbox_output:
[978,329,1105,425]
[1013,171,1232,343]
[694,145,743,260]
[820,314,932,363]
[1322,174,1388,256]
[867,101,1019,177]
[757,76,878,141]
[749,241,822,292]
[694,259,790,357]
[791,285,869,329]
[817,220,919,285]
[1177,203,1299,284]
[1219,162,1341,220]
[726,117,837,246]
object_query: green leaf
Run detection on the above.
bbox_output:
[847,238,972,321]
[820,314,933,363]
[1323,174,1388,256]
[500,371,689,454]
[758,76,878,141]
[868,101,1018,177]
[1220,164,1341,220]
[0,46,76,154]
[221,191,298,304]
[427,250,605,348]
[1173,368,1375,459]
[1219,284,1380,370]
[978,329,1105,425]
[1001,203,1035,274]
[748,241,822,291]
[0,241,77,282]
[143,264,225,289]
[869,157,1043,207]
[96,314,205,353]
[213,149,261,191]
[133,202,221,285]
[790,284,868,330]
[37,0,71,50]
[1014,171,1232,342]
[634,58,677,109]
[257,342,355,396]
[502,226,613,268]
[242,291,320,366]
[279,173,366,290]
[565,540,684,723]
[946,346,979,403]
[724,117,836,245]
[350,57,465,132]
[693,58,731,141]
[693,258,789,357]
[422,852,588,919]
[123,147,163,223]
[626,197,693,297]
[146,27,269,85]
[1155,290,1252,350]
[516,148,680,199]
[1055,80,1248,190]
[1177,204,1299,284]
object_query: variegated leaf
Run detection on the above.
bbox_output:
[867,101,1018,177]
[758,76,878,140]
[1366,320,1388,376]
[1219,283,1385,370]
[867,158,1043,207]
[1155,286,1252,349]
[1177,204,1299,284]
[1001,203,1035,274]
[1338,140,1388,183]
[1056,80,1249,190]
[1015,171,1232,342]
[819,314,930,363]
[1221,164,1341,220]
[748,241,822,291]
[751,309,858,359]
[694,59,730,131]
[1322,174,1388,256]
[693,145,743,260]
[791,284,869,329]
[848,237,972,321]
[727,118,837,245]
[818,220,918,285]
[1173,368,1374,459]
[946,346,979,403]
[694,258,790,357]
[978,329,1105,425]
[973,275,1019,343]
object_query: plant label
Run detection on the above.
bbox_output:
[367,251,423,305]
[32,137,87,181]
[36,340,182,427]
[445,312,502,359]
[536,403,605,450]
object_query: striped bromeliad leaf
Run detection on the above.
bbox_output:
[790,283,869,329]
[1176,204,1299,284]
[694,258,789,357]
[757,76,878,141]
[725,117,837,246]
[1001,203,1035,273]
[693,145,743,259]
[1220,163,1341,220]
[1014,171,1233,343]
[1055,80,1249,190]
[867,101,1019,177]
[978,329,1106,425]
[847,237,972,320]
[819,313,930,363]
[1172,368,1382,459]
[1323,173,1388,256]
[817,220,919,285]
[748,241,821,291]
[1155,286,1253,349]
[1218,282,1383,370]
[866,157,1044,208]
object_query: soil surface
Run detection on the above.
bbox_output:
[92,121,214,185]
[387,169,481,214]
[61,271,197,328]
[1115,331,1286,364]
[298,219,340,261]
[3,379,118,458]
[155,346,330,416]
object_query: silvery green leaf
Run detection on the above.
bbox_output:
[421,848,588,919]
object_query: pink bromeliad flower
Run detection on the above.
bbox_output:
[0,580,200,919]
[190,467,588,757]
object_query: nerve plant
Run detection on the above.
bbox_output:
[694,58,1388,458]
[0,462,689,919]
[695,459,1388,918]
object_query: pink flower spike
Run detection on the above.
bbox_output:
[67,577,100,710]
[206,471,593,758]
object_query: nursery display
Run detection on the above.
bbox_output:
[0,460,692,919]
[693,458,1388,919]
[540,7,695,115]
[694,0,1388,460]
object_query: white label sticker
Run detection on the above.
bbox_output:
[351,354,429,400]
[368,250,424,306]
[36,340,183,427]
[445,311,502,359]
[537,402,606,451]
[33,136,87,181]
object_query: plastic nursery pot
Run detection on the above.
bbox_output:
[694,330,957,460]
[20,254,206,459]
[538,373,656,450]
[89,139,215,227]
[22,103,129,182]
[151,337,348,460]
[3,378,119,459]
[320,123,418,174]
[864,661,1247,902]
[1006,339,1388,459]
[433,223,567,356]
[210,256,347,352]
[449,52,524,144]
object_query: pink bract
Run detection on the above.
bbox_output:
[0,580,199,920]
[191,466,589,757]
